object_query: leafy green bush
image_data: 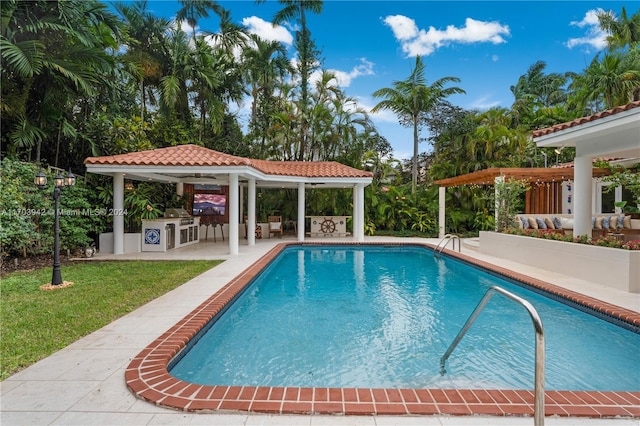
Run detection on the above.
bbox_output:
[502,228,639,250]
[0,159,106,259]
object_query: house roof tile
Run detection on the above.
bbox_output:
[531,101,640,138]
[85,144,372,179]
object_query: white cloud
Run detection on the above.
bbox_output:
[491,54,499,62]
[242,16,294,46]
[469,95,501,110]
[383,15,419,40]
[384,15,510,57]
[566,9,608,50]
[329,58,375,88]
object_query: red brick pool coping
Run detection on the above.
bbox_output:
[125,242,640,418]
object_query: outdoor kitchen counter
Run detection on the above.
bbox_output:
[141,217,200,251]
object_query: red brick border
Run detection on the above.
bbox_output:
[125,242,640,418]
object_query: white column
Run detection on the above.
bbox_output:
[573,155,593,237]
[297,182,305,241]
[176,182,184,197]
[438,186,446,238]
[494,176,503,232]
[239,185,244,225]
[228,174,239,255]
[352,185,359,241]
[247,178,256,246]
[113,173,124,254]
[356,183,365,241]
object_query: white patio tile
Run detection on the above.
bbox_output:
[0,411,63,426]
[51,411,154,425]
[69,368,136,412]
[0,380,100,412]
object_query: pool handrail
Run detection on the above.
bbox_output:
[440,285,546,426]
[434,234,460,256]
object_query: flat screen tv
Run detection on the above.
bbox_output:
[193,193,226,216]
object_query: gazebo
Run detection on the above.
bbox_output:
[85,145,373,255]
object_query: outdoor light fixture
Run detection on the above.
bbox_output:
[124,181,135,191]
[34,169,47,189]
[554,147,564,155]
[35,168,77,286]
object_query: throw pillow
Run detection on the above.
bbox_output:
[609,215,618,230]
[536,218,547,229]
[623,215,632,229]
[617,215,625,229]
[552,217,563,229]
[520,216,529,229]
[602,216,610,230]
[544,217,555,229]
[592,217,596,228]
[594,216,604,230]
[528,217,538,229]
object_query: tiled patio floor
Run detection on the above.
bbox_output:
[1,236,639,425]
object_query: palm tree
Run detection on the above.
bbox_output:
[176,0,224,43]
[256,0,323,160]
[510,61,570,128]
[571,51,640,109]
[597,7,640,50]
[114,1,170,121]
[243,34,291,132]
[372,56,464,193]
[1,0,120,162]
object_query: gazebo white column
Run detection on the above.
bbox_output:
[176,182,183,197]
[352,185,359,241]
[247,178,256,246]
[355,183,365,241]
[113,173,125,255]
[573,155,593,237]
[228,174,239,255]
[297,182,305,241]
[438,186,446,238]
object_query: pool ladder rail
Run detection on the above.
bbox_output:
[440,286,546,426]
[434,234,460,257]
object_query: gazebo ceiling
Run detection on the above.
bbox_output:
[433,167,611,187]
[84,144,373,189]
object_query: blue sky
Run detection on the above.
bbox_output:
[133,1,630,160]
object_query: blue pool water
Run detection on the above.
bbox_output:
[170,245,640,391]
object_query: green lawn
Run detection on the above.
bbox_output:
[0,260,221,380]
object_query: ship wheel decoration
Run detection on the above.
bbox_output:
[320,218,336,233]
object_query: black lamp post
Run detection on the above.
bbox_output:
[35,169,76,286]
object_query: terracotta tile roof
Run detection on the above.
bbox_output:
[553,157,622,168]
[85,144,372,179]
[250,159,372,178]
[531,101,640,138]
[85,144,250,167]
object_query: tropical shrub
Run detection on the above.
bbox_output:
[0,159,105,259]
[502,228,640,250]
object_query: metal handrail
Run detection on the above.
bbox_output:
[434,234,460,257]
[440,286,545,426]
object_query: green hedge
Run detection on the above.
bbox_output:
[0,159,106,259]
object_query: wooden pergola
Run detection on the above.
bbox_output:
[433,166,611,237]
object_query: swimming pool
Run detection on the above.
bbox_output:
[125,242,640,417]
[169,245,639,391]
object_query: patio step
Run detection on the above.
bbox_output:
[462,237,480,252]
